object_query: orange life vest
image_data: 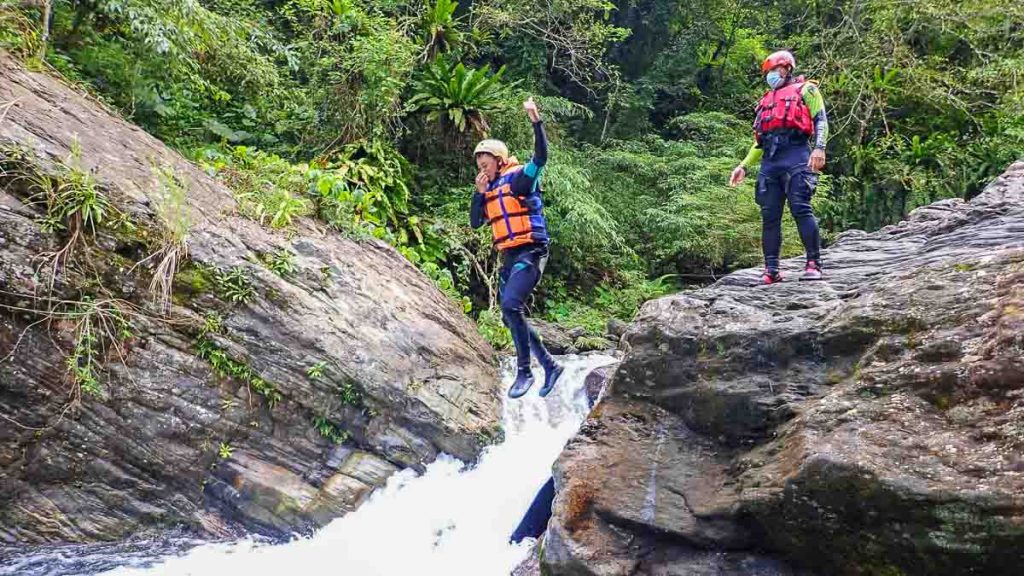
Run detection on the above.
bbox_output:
[483,164,548,251]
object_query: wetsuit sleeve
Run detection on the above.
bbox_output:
[741,141,765,168]
[802,83,829,150]
[470,192,485,229]
[514,121,548,195]
[527,120,548,170]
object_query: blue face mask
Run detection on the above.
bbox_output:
[766,71,784,89]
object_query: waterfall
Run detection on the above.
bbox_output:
[11,353,615,576]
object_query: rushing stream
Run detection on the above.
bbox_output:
[2,354,616,576]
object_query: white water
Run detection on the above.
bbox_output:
[103,354,616,576]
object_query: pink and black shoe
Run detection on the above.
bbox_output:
[800,260,823,281]
[760,269,783,285]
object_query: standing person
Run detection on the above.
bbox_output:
[729,50,829,284]
[470,97,564,398]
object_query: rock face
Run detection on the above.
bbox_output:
[544,162,1024,575]
[531,319,579,355]
[531,319,619,355]
[0,57,502,543]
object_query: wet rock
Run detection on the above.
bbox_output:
[511,540,542,576]
[0,57,502,543]
[544,397,797,575]
[606,319,629,338]
[546,162,1024,575]
[568,327,588,340]
[531,319,579,355]
[582,364,616,408]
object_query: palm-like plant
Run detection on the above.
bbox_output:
[407,60,511,137]
[421,0,463,61]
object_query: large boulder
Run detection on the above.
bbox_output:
[531,319,579,355]
[544,162,1024,575]
[0,56,502,543]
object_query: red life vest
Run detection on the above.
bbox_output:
[754,77,814,142]
[483,163,545,251]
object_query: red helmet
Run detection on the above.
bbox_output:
[762,50,796,73]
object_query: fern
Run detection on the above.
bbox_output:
[408,61,513,136]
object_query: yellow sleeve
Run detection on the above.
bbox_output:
[740,140,762,168]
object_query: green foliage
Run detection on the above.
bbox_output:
[39,166,107,235]
[312,415,350,444]
[195,145,312,229]
[318,266,334,288]
[65,303,104,397]
[0,2,43,59]
[408,61,512,136]
[146,165,192,311]
[60,297,133,398]
[543,272,674,335]
[11,0,1021,353]
[310,140,413,237]
[152,165,193,245]
[476,306,512,350]
[338,379,365,408]
[303,360,364,408]
[536,143,626,279]
[607,0,1024,230]
[196,140,418,239]
[536,126,802,287]
[307,361,327,380]
[574,335,611,350]
[202,312,223,335]
[403,243,473,312]
[195,314,282,406]
[20,141,127,239]
[420,0,465,62]
[209,266,256,304]
[277,1,417,148]
[67,331,101,396]
[44,0,296,149]
[259,249,296,278]
[471,0,630,87]
[1,142,134,286]
[197,139,474,312]
[800,0,1024,229]
[218,442,233,459]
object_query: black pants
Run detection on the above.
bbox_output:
[499,244,556,373]
[510,477,555,543]
[755,144,822,272]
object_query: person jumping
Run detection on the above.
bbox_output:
[470,97,563,399]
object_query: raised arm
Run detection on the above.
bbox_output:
[514,98,548,194]
[524,120,548,177]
